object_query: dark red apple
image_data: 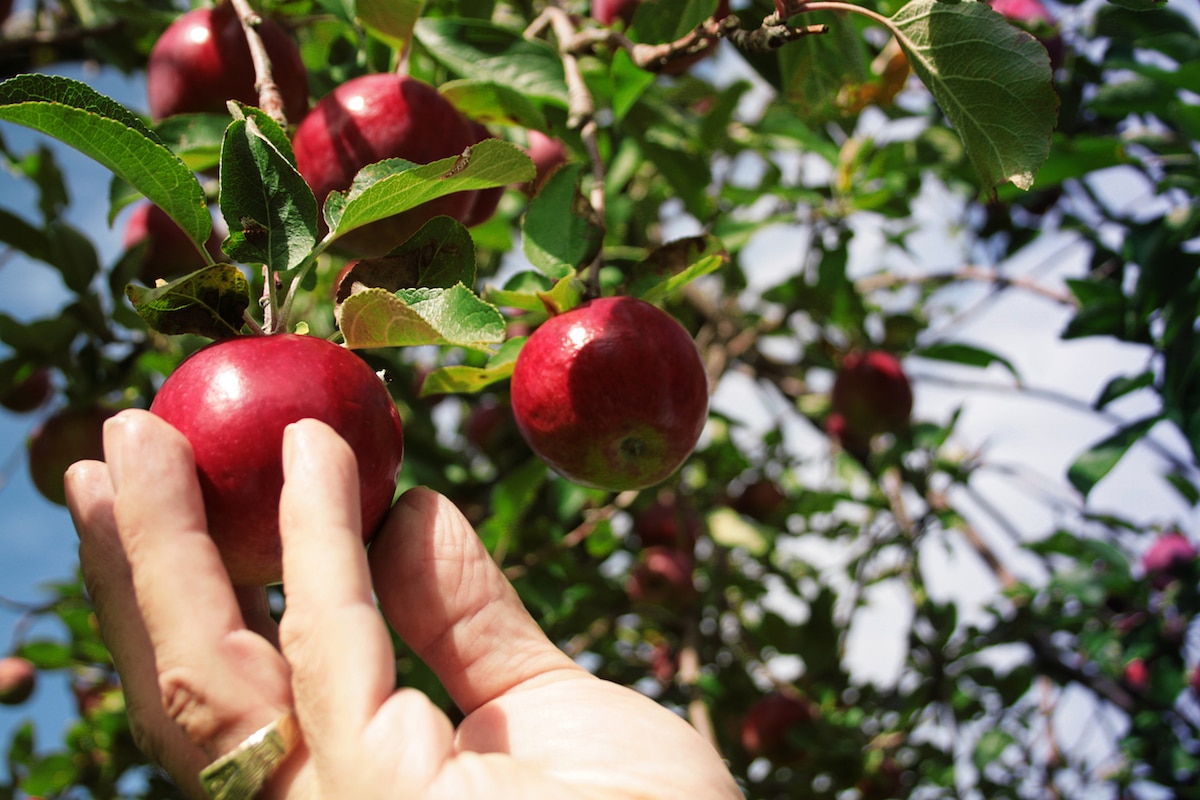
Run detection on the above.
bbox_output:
[460,120,504,228]
[633,492,703,551]
[510,296,709,492]
[146,2,309,123]
[828,350,913,441]
[740,693,815,762]
[28,405,118,506]
[123,201,225,284]
[731,478,788,523]
[149,334,404,585]
[524,130,569,195]
[1141,530,1197,589]
[1,366,53,413]
[0,656,36,705]
[292,73,477,256]
[625,546,697,609]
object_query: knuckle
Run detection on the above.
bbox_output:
[158,665,222,747]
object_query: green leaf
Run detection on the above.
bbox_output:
[414,18,569,107]
[1095,370,1155,409]
[439,79,549,129]
[626,234,730,302]
[335,216,476,303]
[477,457,548,552]
[126,263,252,340]
[1067,415,1162,498]
[914,341,1020,380]
[707,506,770,556]
[889,0,1059,192]
[219,111,318,271]
[358,0,423,53]
[420,335,524,396]
[339,284,506,350]
[777,10,869,124]
[629,0,717,42]
[154,112,230,172]
[16,638,74,669]
[0,73,210,244]
[522,163,603,279]
[325,138,534,240]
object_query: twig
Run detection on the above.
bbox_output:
[228,0,288,128]
[856,266,1077,307]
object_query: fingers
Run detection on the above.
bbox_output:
[66,459,209,797]
[100,410,292,757]
[276,420,400,762]
[368,487,583,716]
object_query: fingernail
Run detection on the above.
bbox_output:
[101,413,128,475]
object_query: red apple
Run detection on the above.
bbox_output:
[463,395,520,456]
[510,296,709,492]
[1141,530,1197,589]
[828,350,913,440]
[1,366,53,413]
[989,0,1065,70]
[149,334,404,585]
[524,130,569,195]
[1122,657,1149,693]
[731,478,788,523]
[740,693,815,761]
[633,492,703,551]
[146,2,309,123]
[460,120,504,228]
[292,73,478,256]
[626,546,697,609]
[28,405,118,506]
[123,201,225,284]
[0,656,36,705]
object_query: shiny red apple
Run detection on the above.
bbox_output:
[828,349,913,441]
[0,656,35,705]
[292,73,478,256]
[149,334,404,585]
[510,296,709,492]
[28,405,118,506]
[146,2,309,123]
[123,201,225,284]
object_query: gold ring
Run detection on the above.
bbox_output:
[199,711,301,800]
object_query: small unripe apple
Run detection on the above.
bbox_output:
[149,334,404,585]
[146,2,310,123]
[1141,530,1197,590]
[633,493,703,551]
[28,405,118,506]
[829,350,913,441]
[510,296,709,492]
[1,367,53,413]
[292,73,477,256]
[523,130,569,195]
[123,201,225,284]
[740,693,815,761]
[0,656,36,705]
[625,546,697,609]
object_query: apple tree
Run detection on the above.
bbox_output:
[0,0,1197,798]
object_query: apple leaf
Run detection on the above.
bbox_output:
[777,10,869,124]
[323,138,534,241]
[219,110,318,271]
[335,216,475,304]
[522,163,603,280]
[629,0,719,42]
[419,337,525,396]
[484,271,584,319]
[357,0,423,54]
[126,263,252,340]
[889,0,1059,192]
[439,79,549,130]
[414,18,569,107]
[1067,414,1162,499]
[339,284,506,350]
[913,341,1020,381]
[626,234,730,303]
[153,113,230,172]
[0,73,211,245]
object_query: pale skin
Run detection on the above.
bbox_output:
[64,410,743,800]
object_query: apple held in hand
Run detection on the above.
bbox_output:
[510,296,709,492]
[292,73,478,256]
[146,2,309,123]
[149,334,404,586]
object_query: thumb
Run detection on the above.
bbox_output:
[367,487,583,715]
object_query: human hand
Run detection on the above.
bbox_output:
[65,409,743,799]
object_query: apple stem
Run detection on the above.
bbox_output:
[228,0,289,128]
